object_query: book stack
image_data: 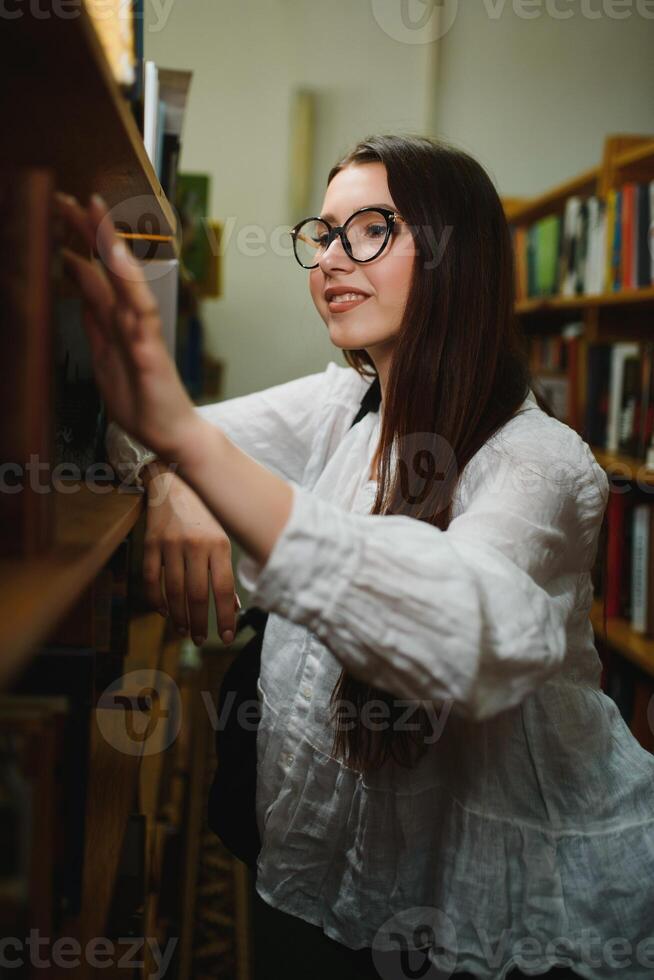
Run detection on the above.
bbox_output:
[511,181,654,300]
[143,63,192,199]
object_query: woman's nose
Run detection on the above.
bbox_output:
[318,233,354,274]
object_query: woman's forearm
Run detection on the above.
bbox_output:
[175,418,294,567]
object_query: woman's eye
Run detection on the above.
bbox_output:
[365,224,386,238]
[315,234,330,247]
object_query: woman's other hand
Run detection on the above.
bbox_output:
[142,461,240,647]
[55,192,199,462]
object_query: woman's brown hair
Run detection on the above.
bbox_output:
[327,134,560,770]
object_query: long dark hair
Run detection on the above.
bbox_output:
[327,134,557,770]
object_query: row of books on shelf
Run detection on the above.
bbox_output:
[601,491,654,636]
[586,340,654,460]
[528,327,654,463]
[511,180,654,301]
[86,0,191,202]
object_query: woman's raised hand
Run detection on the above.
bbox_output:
[55,193,199,462]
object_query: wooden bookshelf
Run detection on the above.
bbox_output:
[614,139,654,176]
[0,8,238,976]
[591,599,654,678]
[516,285,654,316]
[504,164,600,226]
[0,1,177,258]
[0,485,144,686]
[591,447,654,486]
[508,133,654,696]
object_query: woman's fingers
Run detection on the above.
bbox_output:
[162,543,188,637]
[185,547,210,645]
[57,193,162,332]
[87,197,163,321]
[54,192,98,253]
[60,247,118,336]
[142,540,166,616]
[210,551,237,645]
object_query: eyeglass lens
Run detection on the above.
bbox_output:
[294,209,390,267]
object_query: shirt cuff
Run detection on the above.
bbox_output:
[236,482,359,629]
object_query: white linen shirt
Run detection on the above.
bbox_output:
[106,360,654,980]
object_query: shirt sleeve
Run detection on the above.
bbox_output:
[238,416,610,721]
[105,360,364,488]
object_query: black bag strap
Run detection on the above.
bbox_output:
[235,374,381,636]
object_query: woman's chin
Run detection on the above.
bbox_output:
[327,320,375,348]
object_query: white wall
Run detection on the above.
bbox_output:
[432,0,654,197]
[146,1,654,396]
[145,0,434,398]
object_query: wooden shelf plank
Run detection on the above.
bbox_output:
[505,165,600,226]
[591,599,654,678]
[612,139,654,176]
[0,1,177,258]
[591,447,654,485]
[516,286,654,315]
[0,485,144,687]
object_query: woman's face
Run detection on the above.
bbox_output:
[309,162,416,374]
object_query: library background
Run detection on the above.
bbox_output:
[1,1,654,978]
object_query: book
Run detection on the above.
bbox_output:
[610,188,623,291]
[620,183,636,290]
[559,197,581,296]
[583,343,612,447]
[630,504,650,633]
[604,189,618,293]
[0,168,56,558]
[584,197,606,296]
[606,342,640,452]
[617,350,642,457]
[636,182,652,288]
[12,651,96,917]
[53,295,107,477]
[536,215,562,296]
[0,696,68,933]
[143,60,159,168]
[605,490,627,617]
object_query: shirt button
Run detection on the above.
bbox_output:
[301,686,312,700]
[286,753,294,765]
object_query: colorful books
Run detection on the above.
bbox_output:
[511,181,653,301]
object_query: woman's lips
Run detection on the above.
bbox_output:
[327,294,370,313]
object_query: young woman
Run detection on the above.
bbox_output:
[57,135,654,980]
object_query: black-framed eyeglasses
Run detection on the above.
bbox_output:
[290,206,402,269]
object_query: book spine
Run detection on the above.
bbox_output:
[621,184,633,291]
[636,183,651,288]
[647,506,654,638]
[611,189,622,291]
[605,490,626,617]
[604,189,617,293]
[631,503,649,633]
[607,343,640,452]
